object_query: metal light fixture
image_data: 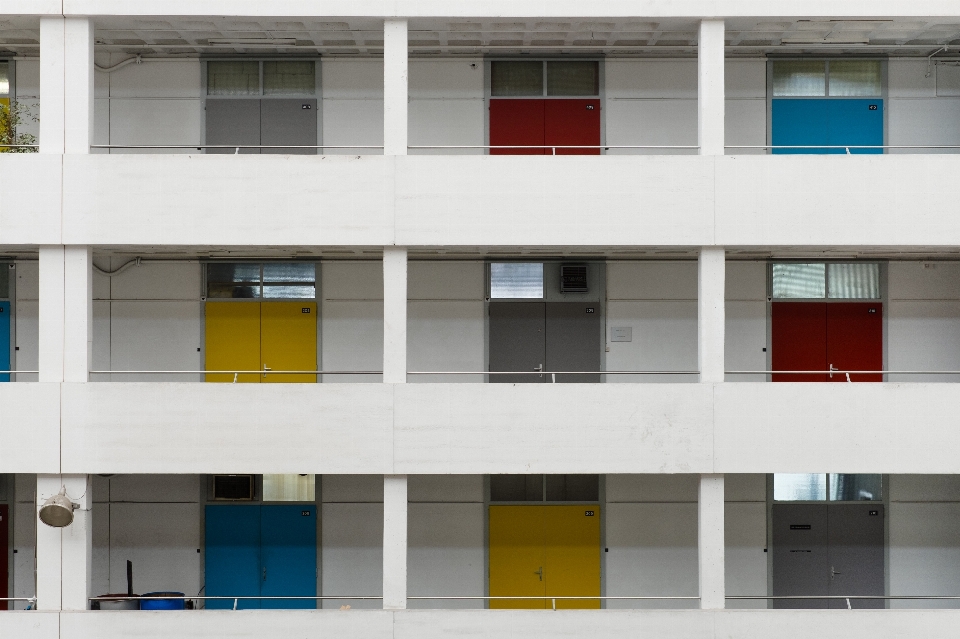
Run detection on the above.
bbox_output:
[38,488,79,528]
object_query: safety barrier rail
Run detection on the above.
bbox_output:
[90,145,384,153]
[727,145,960,151]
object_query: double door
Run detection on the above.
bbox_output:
[772,302,882,382]
[205,301,317,383]
[205,504,317,609]
[488,505,601,609]
[772,503,884,609]
[206,99,318,154]
[489,99,601,155]
[489,302,601,383]
[772,99,884,155]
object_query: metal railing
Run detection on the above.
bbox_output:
[70,594,960,612]
[409,145,700,154]
[90,145,384,153]
[727,145,960,151]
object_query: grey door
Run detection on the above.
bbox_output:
[772,504,830,609]
[828,504,884,609]
[489,303,545,384]
[206,99,261,154]
[773,503,885,609]
[261,99,318,155]
[545,303,601,383]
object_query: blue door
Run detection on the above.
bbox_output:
[260,505,317,609]
[772,99,883,154]
[205,505,261,609]
[0,301,10,382]
[205,504,317,609]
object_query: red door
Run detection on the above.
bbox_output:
[826,303,883,382]
[0,504,7,610]
[490,99,545,155]
[544,99,601,155]
[772,302,882,382]
[772,303,827,382]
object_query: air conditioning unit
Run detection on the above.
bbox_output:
[212,475,255,501]
[560,264,588,293]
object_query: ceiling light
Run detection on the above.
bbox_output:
[38,488,79,528]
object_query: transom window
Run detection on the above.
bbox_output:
[206,60,317,97]
[490,262,544,299]
[772,262,880,299]
[490,474,600,502]
[774,473,882,501]
[205,262,316,299]
[491,61,599,97]
[772,60,882,97]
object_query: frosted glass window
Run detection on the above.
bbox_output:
[491,61,544,96]
[827,263,880,299]
[829,474,882,501]
[547,61,599,96]
[262,262,315,283]
[772,263,826,299]
[774,474,827,501]
[0,62,8,96]
[0,263,8,298]
[490,475,543,501]
[263,61,316,96]
[490,263,543,298]
[773,61,826,97]
[829,61,881,97]
[206,263,261,298]
[263,474,315,501]
[207,61,260,96]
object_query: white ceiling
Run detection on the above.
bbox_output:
[2,17,960,57]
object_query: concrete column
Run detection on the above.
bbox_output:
[36,474,92,611]
[698,247,725,383]
[698,19,725,156]
[698,474,725,609]
[39,246,92,383]
[383,475,407,609]
[383,247,407,383]
[383,19,408,155]
[40,17,93,154]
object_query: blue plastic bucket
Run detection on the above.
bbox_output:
[140,592,185,611]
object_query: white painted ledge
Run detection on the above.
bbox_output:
[36,154,960,248]
[12,382,956,475]
[0,154,63,245]
[6,609,960,639]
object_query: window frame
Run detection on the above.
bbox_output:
[767,261,885,302]
[202,261,318,301]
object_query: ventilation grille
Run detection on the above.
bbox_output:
[560,264,588,293]
[213,475,255,501]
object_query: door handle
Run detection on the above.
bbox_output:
[263,567,267,581]
[534,364,543,378]
[263,365,271,379]
[831,566,841,578]
[534,567,543,581]
[829,364,838,379]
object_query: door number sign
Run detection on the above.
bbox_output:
[302,308,311,313]
[584,510,595,516]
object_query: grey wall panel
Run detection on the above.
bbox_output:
[408,503,484,609]
[321,502,383,609]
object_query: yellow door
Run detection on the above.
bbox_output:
[260,302,317,383]
[205,302,261,383]
[544,505,601,609]
[488,506,546,609]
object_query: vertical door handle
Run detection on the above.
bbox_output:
[534,364,543,378]
[263,364,271,379]
[831,566,841,578]
[534,567,543,581]
[829,364,838,378]
[263,567,267,581]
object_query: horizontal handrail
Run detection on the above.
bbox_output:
[89,370,382,375]
[727,370,960,375]
[409,145,699,149]
[727,145,960,150]
[90,596,383,600]
[0,145,39,149]
[0,597,37,602]
[728,595,960,599]
[409,371,697,375]
[88,370,696,376]
[0,371,38,374]
[90,145,384,150]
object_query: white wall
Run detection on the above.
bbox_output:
[889,475,960,608]
[321,262,384,382]
[605,474,765,609]
[322,59,384,155]
[605,262,698,382]
[321,475,383,609]
[409,59,484,155]
[725,261,766,382]
[407,475,484,609]
[604,59,765,156]
[888,60,960,154]
[887,261,960,382]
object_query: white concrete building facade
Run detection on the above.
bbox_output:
[3,1,960,638]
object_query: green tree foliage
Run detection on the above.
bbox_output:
[0,100,39,153]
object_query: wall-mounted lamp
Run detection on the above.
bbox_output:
[38,488,79,528]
